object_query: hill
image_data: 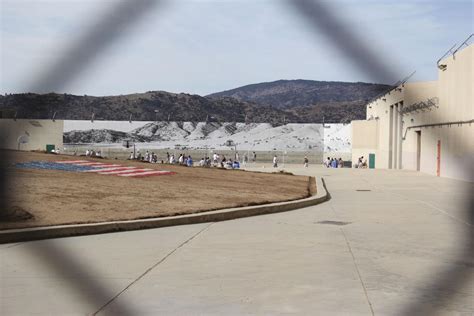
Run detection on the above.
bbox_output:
[0,80,391,123]
[207,79,391,109]
[208,79,391,122]
[0,91,294,125]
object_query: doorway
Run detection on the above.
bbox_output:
[416,131,421,171]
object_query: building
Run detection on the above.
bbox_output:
[0,119,64,152]
[351,38,473,182]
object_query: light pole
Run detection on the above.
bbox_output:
[226,139,237,160]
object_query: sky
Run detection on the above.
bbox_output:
[1,0,472,96]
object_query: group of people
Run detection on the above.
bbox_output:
[127,149,245,169]
[324,157,344,168]
[198,157,213,167]
[145,151,159,163]
[62,148,370,172]
[212,153,241,169]
[167,153,194,167]
[84,147,360,170]
[85,149,102,158]
[128,150,160,163]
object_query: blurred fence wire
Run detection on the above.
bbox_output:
[2,1,163,315]
[1,0,472,315]
[28,0,163,93]
[287,1,473,315]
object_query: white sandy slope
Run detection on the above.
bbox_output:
[64,120,148,133]
[64,120,351,152]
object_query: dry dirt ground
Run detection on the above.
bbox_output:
[1,151,314,230]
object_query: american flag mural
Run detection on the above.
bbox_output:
[15,160,176,178]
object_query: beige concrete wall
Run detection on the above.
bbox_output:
[401,81,438,171]
[351,120,378,148]
[401,127,419,171]
[438,44,473,121]
[365,88,403,169]
[404,124,473,181]
[353,43,473,181]
[351,120,378,164]
[402,46,473,181]
[0,119,64,151]
[428,44,472,181]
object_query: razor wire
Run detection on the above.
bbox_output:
[0,0,472,315]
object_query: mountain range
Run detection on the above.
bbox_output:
[1,80,391,123]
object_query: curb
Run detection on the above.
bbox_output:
[0,177,329,244]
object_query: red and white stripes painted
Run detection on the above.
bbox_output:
[56,160,175,178]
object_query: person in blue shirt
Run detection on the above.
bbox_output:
[186,155,193,167]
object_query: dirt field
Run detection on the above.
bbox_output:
[1,151,314,230]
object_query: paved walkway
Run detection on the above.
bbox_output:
[1,166,472,315]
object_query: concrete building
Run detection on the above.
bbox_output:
[352,39,473,182]
[0,119,64,152]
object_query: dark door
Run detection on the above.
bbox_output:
[369,153,375,169]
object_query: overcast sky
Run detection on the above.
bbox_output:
[1,0,472,96]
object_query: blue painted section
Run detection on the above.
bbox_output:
[15,161,95,172]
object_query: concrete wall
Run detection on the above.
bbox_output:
[401,81,438,171]
[353,43,473,182]
[413,45,472,181]
[438,44,473,122]
[364,86,403,169]
[0,119,64,151]
[351,120,378,165]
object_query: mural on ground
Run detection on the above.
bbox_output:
[16,160,175,178]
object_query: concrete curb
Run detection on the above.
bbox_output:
[0,177,329,244]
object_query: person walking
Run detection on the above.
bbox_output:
[273,155,278,168]
[304,156,309,168]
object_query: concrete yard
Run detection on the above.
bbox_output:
[1,166,472,315]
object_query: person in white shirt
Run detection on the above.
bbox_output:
[273,155,278,168]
